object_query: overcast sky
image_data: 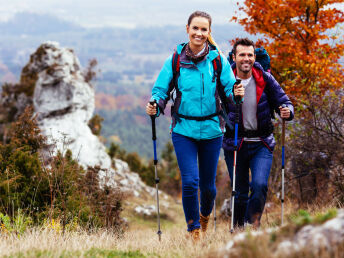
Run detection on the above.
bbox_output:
[0,0,245,28]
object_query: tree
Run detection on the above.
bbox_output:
[232,0,344,102]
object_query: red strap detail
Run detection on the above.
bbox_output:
[176,55,180,72]
[213,59,217,71]
[252,67,266,104]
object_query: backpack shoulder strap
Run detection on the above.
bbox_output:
[172,51,180,75]
[213,54,234,130]
[212,54,222,82]
[262,72,276,119]
[171,51,180,89]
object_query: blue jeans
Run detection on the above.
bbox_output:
[172,132,223,231]
[224,141,273,227]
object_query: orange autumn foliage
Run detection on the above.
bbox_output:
[232,0,344,102]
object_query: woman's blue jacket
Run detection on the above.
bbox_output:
[151,43,236,140]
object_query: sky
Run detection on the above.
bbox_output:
[0,0,244,28]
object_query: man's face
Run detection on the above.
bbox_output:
[233,45,255,74]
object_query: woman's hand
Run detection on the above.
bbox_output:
[234,83,245,99]
[146,102,157,116]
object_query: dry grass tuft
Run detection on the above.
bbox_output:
[1,199,340,257]
[0,222,239,257]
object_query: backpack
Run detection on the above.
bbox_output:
[169,46,234,130]
[228,47,276,119]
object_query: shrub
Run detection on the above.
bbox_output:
[0,107,126,233]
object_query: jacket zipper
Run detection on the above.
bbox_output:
[202,73,204,95]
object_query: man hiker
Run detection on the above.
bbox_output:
[223,38,294,228]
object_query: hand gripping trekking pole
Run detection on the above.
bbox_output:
[281,104,286,226]
[150,101,162,241]
[230,79,242,234]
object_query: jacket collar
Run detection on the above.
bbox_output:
[177,42,219,64]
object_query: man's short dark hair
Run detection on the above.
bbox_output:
[232,38,255,56]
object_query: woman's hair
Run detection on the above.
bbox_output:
[187,11,221,52]
[187,11,212,27]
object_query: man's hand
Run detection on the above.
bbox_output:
[234,83,245,99]
[279,106,291,119]
[146,102,157,116]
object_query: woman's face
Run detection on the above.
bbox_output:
[186,16,211,50]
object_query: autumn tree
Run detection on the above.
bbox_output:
[232,0,344,102]
[232,0,344,206]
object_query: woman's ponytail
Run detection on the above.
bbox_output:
[208,34,222,54]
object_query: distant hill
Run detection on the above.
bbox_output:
[0,12,84,35]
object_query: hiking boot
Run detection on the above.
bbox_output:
[199,214,210,233]
[189,228,200,241]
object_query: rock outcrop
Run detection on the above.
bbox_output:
[276,209,344,255]
[20,41,162,198]
[221,209,344,257]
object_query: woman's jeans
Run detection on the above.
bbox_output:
[172,132,223,231]
[224,141,273,227]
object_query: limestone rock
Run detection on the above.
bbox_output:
[134,205,156,217]
[276,209,344,255]
[24,42,158,197]
[220,209,344,257]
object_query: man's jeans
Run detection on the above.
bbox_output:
[172,132,222,232]
[224,141,273,227]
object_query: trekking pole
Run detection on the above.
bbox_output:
[230,79,242,234]
[149,100,162,241]
[281,104,286,226]
[214,201,216,232]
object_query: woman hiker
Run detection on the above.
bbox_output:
[146,11,242,240]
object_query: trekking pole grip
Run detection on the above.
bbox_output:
[234,79,242,125]
[150,101,157,141]
[234,79,242,104]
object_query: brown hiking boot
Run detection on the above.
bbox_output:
[189,228,200,241]
[200,214,210,233]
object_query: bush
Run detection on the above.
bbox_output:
[287,91,344,206]
[0,107,126,233]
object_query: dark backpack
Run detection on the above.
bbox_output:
[170,47,233,130]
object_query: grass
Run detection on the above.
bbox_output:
[0,224,236,258]
[0,198,341,258]
[7,249,147,258]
